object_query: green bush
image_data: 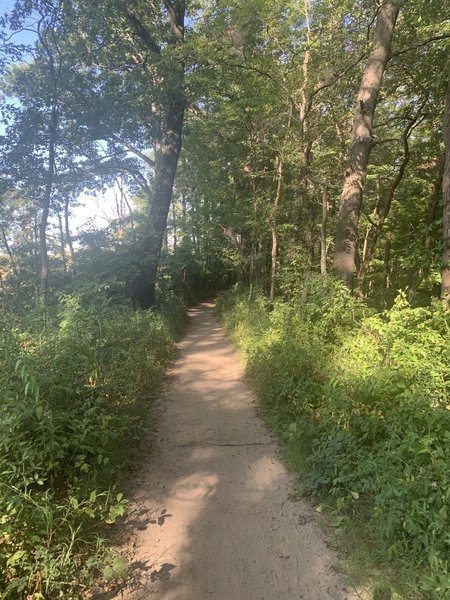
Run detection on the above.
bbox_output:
[0,288,181,598]
[218,282,450,598]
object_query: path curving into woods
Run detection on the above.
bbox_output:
[109,302,361,600]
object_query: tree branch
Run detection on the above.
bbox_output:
[111,135,155,168]
[391,33,450,58]
[125,7,161,55]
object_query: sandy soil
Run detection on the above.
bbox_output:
[108,302,362,600]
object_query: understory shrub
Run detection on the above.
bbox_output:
[218,281,450,598]
[0,289,182,598]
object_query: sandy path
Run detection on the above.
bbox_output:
[113,302,359,600]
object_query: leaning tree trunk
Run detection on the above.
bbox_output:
[132,0,185,309]
[333,1,399,287]
[136,87,185,308]
[441,79,450,306]
[358,98,427,284]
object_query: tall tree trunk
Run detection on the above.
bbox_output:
[37,8,61,299]
[333,1,399,286]
[441,79,450,306]
[64,197,76,277]
[425,156,444,251]
[39,104,57,297]
[57,210,67,275]
[172,203,177,249]
[33,214,40,297]
[269,154,283,302]
[133,0,185,309]
[358,101,426,284]
[320,184,329,275]
[270,104,293,301]
[383,231,392,289]
[248,174,258,302]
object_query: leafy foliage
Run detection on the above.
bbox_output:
[0,288,183,598]
[218,281,450,598]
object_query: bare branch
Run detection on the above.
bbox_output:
[111,135,155,168]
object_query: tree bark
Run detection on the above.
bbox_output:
[64,197,76,277]
[425,156,444,251]
[441,79,450,306]
[358,101,426,284]
[269,154,283,302]
[1,227,17,276]
[383,231,392,289]
[57,209,67,275]
[333,1,399,287]
[320,184,329,275]
[39,103,57,297]
[132,0,185,309]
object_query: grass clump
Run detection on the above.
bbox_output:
[217,279,450,599]
[0,288,185,599]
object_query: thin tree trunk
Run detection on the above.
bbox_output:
[181,192,187,229]
[64,197,76,277]
[298,0,311,146]
[33,214,40,297]
[383,231,392,289]
[248,174,257,302]
[333,1,399,286]
[358,101,425,284]
[172,203,177,249]
[441,79,450,306]
[37,9,62,299]
[39,103,57,297]
[270,106,292,300]
[1,227,17,276]
[425,156,444,251]
[320,185,329,275]
[269,155,283,302]
[57,210,67,275]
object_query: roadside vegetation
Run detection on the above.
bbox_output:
[0,286,185,598]
[218,282,450,599]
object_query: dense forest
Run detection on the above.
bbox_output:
[0,0,449,598]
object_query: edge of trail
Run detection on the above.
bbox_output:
[93,302,367,600]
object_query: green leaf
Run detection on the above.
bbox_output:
[112,555,128,579]
[7,550,26,567]
[103,565,114,582]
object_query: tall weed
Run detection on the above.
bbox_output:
[0,289,182,598]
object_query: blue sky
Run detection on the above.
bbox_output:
[0,1,133,234]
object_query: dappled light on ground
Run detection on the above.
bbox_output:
[109,303,362,600]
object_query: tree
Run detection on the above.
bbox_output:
[1,0,66,297]
[442,78,450,306]
[127,0,186,308]
[333,0,399,287]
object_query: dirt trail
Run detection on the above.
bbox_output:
[112,302,360,600]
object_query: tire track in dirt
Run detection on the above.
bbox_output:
[108,302,362,600]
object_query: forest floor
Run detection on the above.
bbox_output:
[103,302,365,600]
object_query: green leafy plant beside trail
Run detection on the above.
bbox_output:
[218,280,450,599]
[0,289,185,599]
